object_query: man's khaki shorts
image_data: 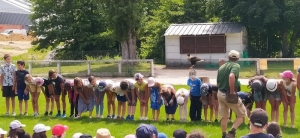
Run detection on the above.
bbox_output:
[217,91,247,119]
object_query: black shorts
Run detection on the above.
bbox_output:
[54,89,67,96]
[44,89,52,98]
[2,86,16,97]
[127,92,137,106]
[116,94,127,102]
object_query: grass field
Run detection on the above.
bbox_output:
[0,85,299,138]
[11,46,51,61]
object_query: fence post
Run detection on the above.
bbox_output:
[118,61,122,75]
[256,59,260,75]
[28,61,32,74]
[150,59,154,77]
[57,61,61,74]
[87,61,91,76]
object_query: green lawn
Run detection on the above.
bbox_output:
[0,85,299,138]
[12,46,51,61]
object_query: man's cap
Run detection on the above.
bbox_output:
[136,124,158,138]
[173,129,187,138]
[250,108,268,128]
[228,50,240,58]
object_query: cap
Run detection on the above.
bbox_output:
[98,81,107,91]
[136,124,158,138]
[147,77,155,87]
[200,83,209,96]
[250,108,268,128]
[120,81,129,90]
[158,132,167,138]
[33,124,51,133]
[95,128,115,138]
[173,129,187,138]
[124,134,135,138]
[177,96,185,106]
[52,124,69,136]
[79,134,92,138]
[266,79,278,92]
[251,79,263,92]
[10,120,26,129]
[279,70,294,79]
[228,50,240,58]
[134,73,144,80]
[0,128,7,135]
[72,133,83,138]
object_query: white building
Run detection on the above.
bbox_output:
[164,22,247,67]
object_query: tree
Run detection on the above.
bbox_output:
[100,0,145,59]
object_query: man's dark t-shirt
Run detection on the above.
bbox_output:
[50,74,65,92]
[16,70,29,90]
[241,133,275,138]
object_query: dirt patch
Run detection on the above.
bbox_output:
[0,41,33,56]
[0,34,36,41]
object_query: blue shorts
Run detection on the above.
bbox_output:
[17,89,30,100]
[116,94,127,102]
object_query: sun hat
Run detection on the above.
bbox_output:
[72,133,83,138]
[177,96,185,106]
[279,70,294,79]
[200,83,209,96]
[95,128,115,138]
[10,120,26,129]
[228,50,240,58]
[98,81,107,91]
[173,129,187,138]
[250,108,268,128]
[134,73,144,80]
[0,128,7,135]
[136,124,158,138]
[33,124,51,133]
[266,79,278,92]
[52,124,69,136]
[80,134,93,138]
[251,79,263,92]
[147,77,156,87]
[158,132,167,138]
[124,134,135,138]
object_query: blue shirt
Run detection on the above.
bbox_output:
[187,78,202,96]
[241,133,274,138]
[16,70,29,90]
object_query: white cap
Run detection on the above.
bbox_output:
[228,50,240,58]
[33,124,51,133]
[10,120,26,129]
[72,132,83,138]
[147,77,155,87]
[0,128,7,135]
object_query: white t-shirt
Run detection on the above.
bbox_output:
[175,88,190,97]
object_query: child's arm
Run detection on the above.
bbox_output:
[13,71,17,92]
[291,82,297,103]
[158,83,162,103]
[135,87,141,101]
[25,85,29,95]
[131,88,135,103]
[279,81,288,103]
[124,89,130,103]
[0,72,3,91]
[41,86,45,94]
[90,88,98,103]
[79,87,88,104]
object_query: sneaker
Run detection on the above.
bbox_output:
[33,112,39,116]
[125,115,131,120]
[120,117,125,120]
[69,114,74,118]
[99,115,103,118]
[112,114,115,119]
[166,118,170,121]
[44,112,49,116]
[4,112,9,116]
[74,116,81,119]
[89,116,92,119]
[140,117,144,120]
[214,119,218,122]
[107,115,111,119]
[225,131,236,138]
[61,113,66,118]
[19,113,23,116]
[55,113,61,118]
[23,112,28,116]
[49,111,53,116]
[12,112,16,116]
[144,117,148,120]
[116,116,121,119]
[130,115,134,121]
[171,118,175,121]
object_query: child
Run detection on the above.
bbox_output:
[74,77,98,118]
[186,131,206,138]
[120,79,136,120]
[48,69,66,118]
[248,75,268,110]
[0,128,7,138]
[42,78,55,116]
[266,79,281,122]
[187,74,202,121]
[237,92,253,119]
[8,120,26,138]
[51,124,68,138]
[111,82,126,119]
[1,54,17,116]
[161,84,178,121]
[175,88,189,122]
[211,85,219,122]
[25,75,44,116]
[266,122,281,138]
[102,79,116,119]
[147,77,163,121]
[87,76,104,118]
[64,80,78,117]
[279,70,296,128]
[14,60,29,115]
[32,123,50,138]
[199,77,215,122]
[134,73,148,120]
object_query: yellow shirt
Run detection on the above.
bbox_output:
[134,81,147,91]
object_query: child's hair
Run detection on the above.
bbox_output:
[266,122,281,138]
[248,75,267,87]
[24,74,33,83]
[200,77,210,83]
[161,87,171,97]
[120,81,129,90]
[3,54,10,60]
[7,128,18,138]
[64,82,72,91]
[187,131,206,138]
[48,69,57,78]
[74,77,82,88]
[32,132,47,138]
[23,133,31,138]
[17,60,25,66]
[88,76,95,83]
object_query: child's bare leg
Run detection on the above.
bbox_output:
[89,110,93,117]
[204,105,208,121]
[140,102,144,117]
[117,101,121,117]
[24,100,28,113]
[50,97,54,112]
[275,100,281,122]
[121,102,126,118]
[112,102,116,115]
[46,98,50,112]
[107,101,111,116]
[19,100,23,114]
[171,114,175,119]
[145,102,148,118]
[11,97,15,113]
[127,105,132,116]
[283,102,288,126]
[36,93,40,113]
[209,104,214,122]
[152,109,155,120]
[55,95,61,112]
[166,114,169,119]
[290,104,295,126]
[132,105,136,116]
[156,109,160,121]
[5,97,10,113]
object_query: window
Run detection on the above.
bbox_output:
[180,35,226,54]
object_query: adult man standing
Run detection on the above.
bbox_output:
[217,50,247,138]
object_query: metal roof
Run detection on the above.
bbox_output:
[0,0,32,25]
[0,12,31,25]
[164,23,244,36]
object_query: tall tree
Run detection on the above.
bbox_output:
[100,0,145,59]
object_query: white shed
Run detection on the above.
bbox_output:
[164,22,247,67]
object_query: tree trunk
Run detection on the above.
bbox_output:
[120,29,137,59]
[121,41,129,59]
[281,30,289,57]
[288,31,300,57]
